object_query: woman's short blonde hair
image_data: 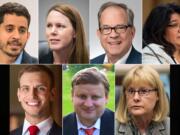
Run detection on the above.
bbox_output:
[116,65,169,123]
[47,3,89,63]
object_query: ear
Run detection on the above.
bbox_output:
[131,26,135,38]
[71,89,74,102]
[27,32,30,40]
[17,88,21,102]
[50,88,56,101]
[105,94,109,104]
[97,29,101,39]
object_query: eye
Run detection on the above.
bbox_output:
[78,95,87,100]
[20,86,29,92]
[6,26,14,33]
[56,24,66,29]
[139,89,148,95]
[46,23,52,28]
[36,85,47,92]
[127,88,135,94]
[19,28,26,34]
[92,95,100,100]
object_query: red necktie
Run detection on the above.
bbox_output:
[83,127,96,135]
[28,125,39,135]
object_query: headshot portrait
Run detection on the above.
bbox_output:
[143,2,180,64]
[90,0,142,64]
[115,65,170,135]
[10,65,62,135]
[39,0,89,64]
[0,0,38,64]
[63,64,114,135]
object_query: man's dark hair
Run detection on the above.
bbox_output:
[18,65,55,90]
[0,2,31,27]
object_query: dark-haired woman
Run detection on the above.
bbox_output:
[143,3,180,64]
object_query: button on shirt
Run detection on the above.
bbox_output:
[104,46,132,64]
[76,115,100,135]
[22,117,53,135]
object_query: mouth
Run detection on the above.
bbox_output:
[108,41,121,46]
[49,39,60,44]
[26,101,40,107]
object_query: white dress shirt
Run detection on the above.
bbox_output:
[76,115,100,135]
[104,46,132,65]
[13,51,23,64]
[22,116,53,135]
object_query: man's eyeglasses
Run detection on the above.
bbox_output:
[99,24,131,35]
[126,88,157,97]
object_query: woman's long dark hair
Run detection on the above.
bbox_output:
[143,3,180,56]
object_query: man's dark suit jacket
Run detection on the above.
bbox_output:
[21,51,38,64]
[63,109,114,135]
[90,46,142,64]
[10,121,62,135]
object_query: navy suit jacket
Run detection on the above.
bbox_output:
[63,109,114,135]
[10,121,62,135]
[21,51,38,64]
[90,46,141,64]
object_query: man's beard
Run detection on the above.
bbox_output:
[0,39,24,57]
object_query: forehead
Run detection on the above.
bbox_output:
[170,13,180,21]
[100,6,128,25]
[2,14,28,28]
[19,72,50,83]
[47,10,71,24]
[73,83,106,95]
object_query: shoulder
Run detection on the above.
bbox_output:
[90,54,105,64]
[22,51,38,64]
[10,126,23,135]
[39,50,53,64]
[143,43,175,64]
[49,121,62,135]
[126,47,142,64]
[115,120,132,135]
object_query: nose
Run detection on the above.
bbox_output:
[84,98,93,107]
[28,87,37,98]
[109,29,119,38]
[12,29,20,39]
[50,26,58,35]
[133,92,141,102]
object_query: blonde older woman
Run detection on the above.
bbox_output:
[115,65,170,135]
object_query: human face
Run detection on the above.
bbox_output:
[165,13,180,50]
[72,84,108,126]
[46,10,76,51]
[0,14,29,57]
[125,82,158,118]
[17,72,54,121]
[97,7,135,59]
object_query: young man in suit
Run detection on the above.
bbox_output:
[10,65,62,135]
[63,67,114,135]
[0,2,37,64]
[91,2,141,64]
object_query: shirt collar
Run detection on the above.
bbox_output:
[76,114,100,130]
[22,116,53,135]
[104,46,132,65]
[13,51,23,64]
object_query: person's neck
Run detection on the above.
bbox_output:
[53,50,68,64]
[132,114,153,134]
[0,51,17,64]
[173,50,180,63]
[25,114,50,125]
[107,54,123,64]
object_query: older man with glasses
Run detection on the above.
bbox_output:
[90,2,141,64]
